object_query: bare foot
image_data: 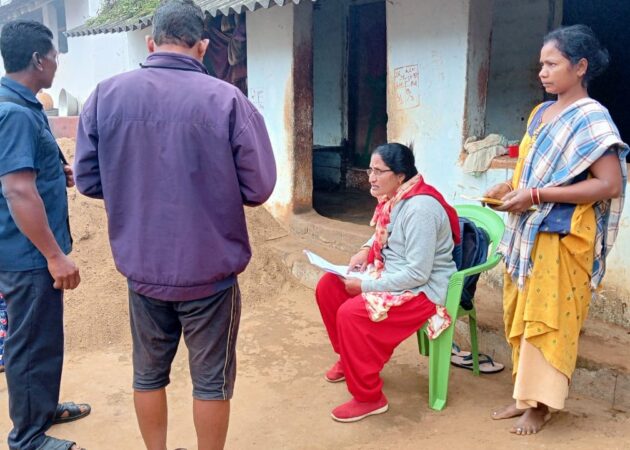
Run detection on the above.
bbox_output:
[491,403,525,420]
[510,405,551,435]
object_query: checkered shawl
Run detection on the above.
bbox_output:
[498,98,629,290]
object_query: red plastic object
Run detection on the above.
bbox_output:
[507,144,519,158]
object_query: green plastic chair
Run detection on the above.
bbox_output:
[417,204,505,411]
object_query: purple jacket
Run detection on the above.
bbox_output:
[74,53,276,301]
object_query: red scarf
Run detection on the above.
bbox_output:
[367,174,460,269]
[361,175,459,329]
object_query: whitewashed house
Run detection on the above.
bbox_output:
[1,0,629,327]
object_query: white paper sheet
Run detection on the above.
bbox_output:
[303,250,373,281]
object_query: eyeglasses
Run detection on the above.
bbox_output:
[365,168,393,177]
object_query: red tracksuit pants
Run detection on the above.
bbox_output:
[315,273,437,402]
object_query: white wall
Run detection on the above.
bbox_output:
[386,0,506,203]
[50,25,150,110]
[247,4,296,219]
[52,32,126,104]
[36,0,149,108]
[600,208,630,326]
[127,27,150,68]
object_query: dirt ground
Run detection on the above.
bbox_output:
[1,139,629,449]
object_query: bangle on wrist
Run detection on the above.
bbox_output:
[530,187,541,206]
[502,182,514,192]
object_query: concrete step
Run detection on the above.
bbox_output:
[267,232,352,290]
[270,230,630,412]
[469,279,630,412]
[289,211,373,254]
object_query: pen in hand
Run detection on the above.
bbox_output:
[347,247,370,274]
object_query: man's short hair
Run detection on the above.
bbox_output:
[152,0,205,48]
[0,20,54,73]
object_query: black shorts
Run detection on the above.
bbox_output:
[128,283,241,400]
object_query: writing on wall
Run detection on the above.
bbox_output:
[394,65,420,110]
[250,89,265,112]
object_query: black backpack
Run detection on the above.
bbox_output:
[451,217,490,310]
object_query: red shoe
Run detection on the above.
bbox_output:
[331,394,389,422]
[325,360,345,383]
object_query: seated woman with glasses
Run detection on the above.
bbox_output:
[315,143,460,422]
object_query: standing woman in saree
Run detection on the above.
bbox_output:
[485,25,628,435]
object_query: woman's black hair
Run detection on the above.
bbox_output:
[373,143,418,182]
[543,24,609,87]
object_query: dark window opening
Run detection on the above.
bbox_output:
[203,13,247,95]
[563,0,630,161]
[347,1,387,169]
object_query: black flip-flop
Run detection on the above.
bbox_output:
[53,402,91,425]
[450,352,504,374]
[451,342,471,358]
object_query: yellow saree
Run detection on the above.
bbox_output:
[503,104,597,409]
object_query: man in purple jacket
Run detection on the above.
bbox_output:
[74,1,276,448]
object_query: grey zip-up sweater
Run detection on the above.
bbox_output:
[361,195,457,306]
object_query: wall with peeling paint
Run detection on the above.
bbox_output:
[594,209,630,327]
[484,0,555,141]
[386,0,467,189]
[246,4,296,220]
[385,0,506,203]
[464,0,493,139]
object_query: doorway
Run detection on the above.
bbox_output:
[312,0,386,224]
[347,1,388,170]
[562,0,630,157]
